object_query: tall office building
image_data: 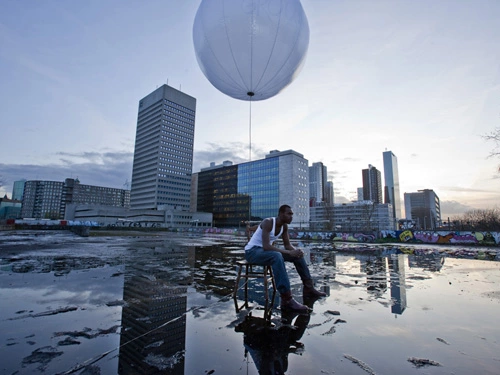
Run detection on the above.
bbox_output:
[130,85,196,210]
[362,164,383,203]
[383,150,402,220]
[404,189,441,229]
[12,179,26,201]
[309,162,327,205]
[196,150,309,227]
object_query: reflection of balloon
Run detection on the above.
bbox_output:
[193,0,309,101]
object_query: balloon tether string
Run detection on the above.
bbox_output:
[247,91,254,222]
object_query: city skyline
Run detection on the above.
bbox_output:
[1,1,499,218]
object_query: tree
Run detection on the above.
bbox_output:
[453,208,500,231]
[483,127,500,172]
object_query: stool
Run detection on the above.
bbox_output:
[233,260,277,312]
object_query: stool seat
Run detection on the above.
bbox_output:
[233,260,277,313]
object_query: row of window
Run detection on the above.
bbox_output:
[159,136,193,149]
[164,100,195,118]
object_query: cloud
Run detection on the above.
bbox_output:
[440,200,476,217]
[334,195,351,204]
[441,186,496,194]
[193,142,268,172]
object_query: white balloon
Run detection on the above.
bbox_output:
[193,0,309,101]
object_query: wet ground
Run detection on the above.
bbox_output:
[1,230,499,375]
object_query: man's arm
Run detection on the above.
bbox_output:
[246,223,259,241]
[262,220,303,258]
[281,225,296,250]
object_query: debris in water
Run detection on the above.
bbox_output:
[22,346,64,371]
[343,354,377,374]
[326,310,340,315]
[407,357,442,367]
[9,306,78,320]
[58,337,81,346]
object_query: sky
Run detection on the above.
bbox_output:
[1,0,499,218]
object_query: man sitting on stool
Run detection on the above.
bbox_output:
[245,204,326,312]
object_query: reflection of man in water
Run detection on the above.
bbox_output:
[235,307,312,375]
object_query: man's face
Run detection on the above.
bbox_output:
[281,207,294,224]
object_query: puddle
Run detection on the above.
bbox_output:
[1,230,499,374]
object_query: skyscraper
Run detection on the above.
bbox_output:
[130,85,196,210]
[309,162,327,205]
[362,164,383,203]
[383,150,402,220]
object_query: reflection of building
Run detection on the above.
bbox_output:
[408,253,445,272]
[360,256,387,297]
[118,247,193,374]
[130,84,196,211]
[21,178,130,219]
[388,254,407,314]
[362,164,383,203]
[404,189,441,230]
[194,150,309,227]
[383,150,402,224]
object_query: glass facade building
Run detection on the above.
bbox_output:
[383,150,402,221]
[197,150,309,228]
[12,180,26,201]
[238,157,279,221]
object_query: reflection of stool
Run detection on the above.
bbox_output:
[233,260,277,312]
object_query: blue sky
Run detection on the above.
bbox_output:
[1,0,499,217]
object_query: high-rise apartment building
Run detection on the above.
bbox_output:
[404,189,441,229]
[196,150,309,227]
[383,150,402,220]
[362,164,383,203]
[130,85,196,210]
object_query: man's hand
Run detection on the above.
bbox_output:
[289,249,304,258]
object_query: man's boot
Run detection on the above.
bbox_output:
[303,279,327,298]
[280,291,310,312]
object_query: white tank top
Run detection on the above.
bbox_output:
[244,217,283,250]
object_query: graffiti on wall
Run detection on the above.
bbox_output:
[381,230,499,246]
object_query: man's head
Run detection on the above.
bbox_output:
[278,204,293,224]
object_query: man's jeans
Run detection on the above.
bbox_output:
[245,246,312,295]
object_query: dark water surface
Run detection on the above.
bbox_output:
[1,230,499,374]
